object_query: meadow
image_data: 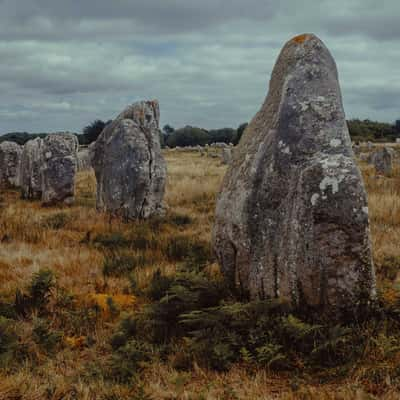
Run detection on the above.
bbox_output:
[0,148,400,399]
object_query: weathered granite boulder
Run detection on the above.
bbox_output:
[93,100,167,219]
[221,148,232,165]
[0,141,22,188]
[20,138,44,199]
[77,147,92,171]
[373,147,392,176]
[213,34,375,313]
[41,133,78,205]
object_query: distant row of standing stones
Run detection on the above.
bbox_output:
[0,33,394,316]
[0,117,236,208]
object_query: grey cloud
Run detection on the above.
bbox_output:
[0,0,399,133]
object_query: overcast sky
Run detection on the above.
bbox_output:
[0,0,399,133]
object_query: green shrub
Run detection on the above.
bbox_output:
[32,318,62,353]
[0,316,18,368]
[93,233,130,248]
[103,254,141,277]
[146,269,174,301]
[41,212,70,230]
[169,213,192,227]
[28,269,55,312]
[15,269,55,316]
[109,339,153,383]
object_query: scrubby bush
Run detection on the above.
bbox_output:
[41,212,70,230]
[111,265,400,380]
[0,316,18,368]
[15,269,55,316]
[103,254,144,277]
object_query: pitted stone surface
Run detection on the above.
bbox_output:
[0,141,22,188]
[20,138,44,199]
[41,133,78,205]
[93,100,166,219]
[212,34,375,312]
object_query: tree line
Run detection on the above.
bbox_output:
[1,119,400,147]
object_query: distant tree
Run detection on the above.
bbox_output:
[208,128,236,145]
[163,124,175,135]
[347,119,396,142]
[0,132,47,145]
[395,120,400,134]
[234,122,248,145]
[166,126,209,147]
[82,119,109,144]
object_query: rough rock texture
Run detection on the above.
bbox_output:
[93,100,167,219]
[373,147,392,176]
[213,34,375,312]
[20,138,44,199]
[222,148,232,165]
[0,141,22,188]
[77,148,92,171]
[41,133,78,205]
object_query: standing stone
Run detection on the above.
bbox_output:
[93,100,167,219]
[0,141,22,188]
[359,153,369,162]
[20,138,44,199]
[77,147,92,171]
[352,144,360,157]
[221,148,232,165]
[41,133,78,205]
[213,34,375,313]
[373,147,392,176]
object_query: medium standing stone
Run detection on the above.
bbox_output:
[213,34,375,313]
[77,147,92,171]
[0,141,22,188]
[41,133,79,205]
[20,137,44,199]
[93,100,167,219]
[221,148,232,165]
[373,147,392,176]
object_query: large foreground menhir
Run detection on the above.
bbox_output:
[213,34,376,312]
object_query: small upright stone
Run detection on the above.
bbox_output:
[20,137,44,199]
[93,100,167,219]
[41,133,79,205]
[77,147,92,171]
[213,34,375,313]
[221,147,232,165]
[0,141,22,188]
[373,147,392,176]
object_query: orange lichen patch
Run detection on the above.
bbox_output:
[382,287,400,306]
[65,336,86,349]
[292,34,310,44]
[88,293,136,318]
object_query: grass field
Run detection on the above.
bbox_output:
[1,148,400,399]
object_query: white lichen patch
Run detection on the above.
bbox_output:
[330,139,341,147]
[311,193,320,206]
[319,175,345,195]
[362,206,369,214]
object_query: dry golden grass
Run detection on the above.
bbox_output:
[0,148,400,399]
